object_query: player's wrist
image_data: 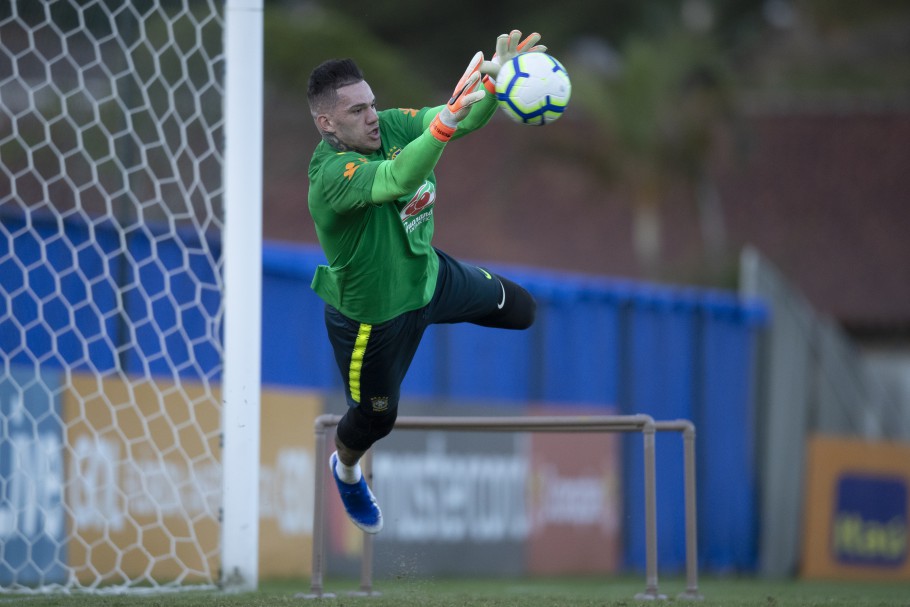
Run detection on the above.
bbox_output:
[429,113,456,142]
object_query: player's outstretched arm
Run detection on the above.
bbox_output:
[426,51,486,141]
[370,53,487,202]
[446,30,547,136]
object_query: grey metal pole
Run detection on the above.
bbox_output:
[299,417,334,599]
[635,422,667,600]
[355,450,378,596]
[655,420,703,601]
[680,423,703,600]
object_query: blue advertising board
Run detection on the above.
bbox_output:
[802,435,910,579]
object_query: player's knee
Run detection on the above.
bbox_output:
[473,276,536,330]
[336,404,397,452]
[501,277,536,329]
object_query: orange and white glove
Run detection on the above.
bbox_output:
[429,51,486,142]
[480,30,547,94]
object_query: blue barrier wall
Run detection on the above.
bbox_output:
[1,217,768,573]
[260,245,768,574]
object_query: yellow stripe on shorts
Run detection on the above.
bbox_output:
[349,323,372,403]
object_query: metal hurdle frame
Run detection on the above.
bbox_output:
[301,414,703,601]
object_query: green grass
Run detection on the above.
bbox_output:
[3,576,910,607]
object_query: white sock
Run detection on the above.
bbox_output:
[335,457,362,484]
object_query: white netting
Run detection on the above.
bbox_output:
[1,0,226,591]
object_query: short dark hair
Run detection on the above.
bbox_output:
[307,58,364,116]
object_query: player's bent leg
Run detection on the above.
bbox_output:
[331,404,397,534]
[329,449,383,534]
[337,403,397,452]
[429,250,537,329]
[472,274,537,330]
[322,303,424,534]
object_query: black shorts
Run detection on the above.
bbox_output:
[324,248,533,416]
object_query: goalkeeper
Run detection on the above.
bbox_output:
[306,31,543,534]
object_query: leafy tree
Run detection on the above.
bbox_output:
[573,30,733,277]
[264,4,431,108]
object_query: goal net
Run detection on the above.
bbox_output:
[1,0,262,592]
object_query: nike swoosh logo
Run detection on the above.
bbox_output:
[477,267,505,309]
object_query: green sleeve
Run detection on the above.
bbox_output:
[421,90,499,140]
[370,129,447,202]
[369,93,498,202]
[452,90,499,137]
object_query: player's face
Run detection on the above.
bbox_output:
[326,80,381,154]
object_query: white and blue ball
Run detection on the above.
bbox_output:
[495,52,571,125]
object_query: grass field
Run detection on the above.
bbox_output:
[3,575,910,607]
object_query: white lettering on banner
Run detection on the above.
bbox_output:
[0,432,64,539]
[123,457,221,519]
[532,464,619,532]
[69,436,124,530]
[259,449,314,534]
[373,434,529,543]
[70,436,222,529]
[67,437,311,534]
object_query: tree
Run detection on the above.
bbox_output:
[572,30,733,278]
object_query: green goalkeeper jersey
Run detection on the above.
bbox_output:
[307,100,496,324]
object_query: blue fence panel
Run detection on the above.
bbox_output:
[536,278,626,406]
[261,244,338,390]
[400,322,444,398]
[443,321,536,402]
[2,220,51,369]
[622,288,699,572]
[123,228,221,381]
[54,222,122,373]
[430,263,535,403]
[0,217,121,373]
[696,294,765,572]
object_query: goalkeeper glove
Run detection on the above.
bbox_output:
[429,51,486,142]
[480,30,547,94]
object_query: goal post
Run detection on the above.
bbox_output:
[0,0,263,593]
[221,0,264,593]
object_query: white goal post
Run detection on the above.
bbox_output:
[221,0,263,592]
[0,0,263,593]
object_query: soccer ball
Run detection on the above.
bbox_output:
[495,52,571,125]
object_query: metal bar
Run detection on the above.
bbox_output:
[313,413,654,433]
[682,424,701,600]
[301,417,334,599]
[645,423,659,596]
[305,413,700,601]
[358,450,376,596]
[654,420,702,601]
[634,422,666,600]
